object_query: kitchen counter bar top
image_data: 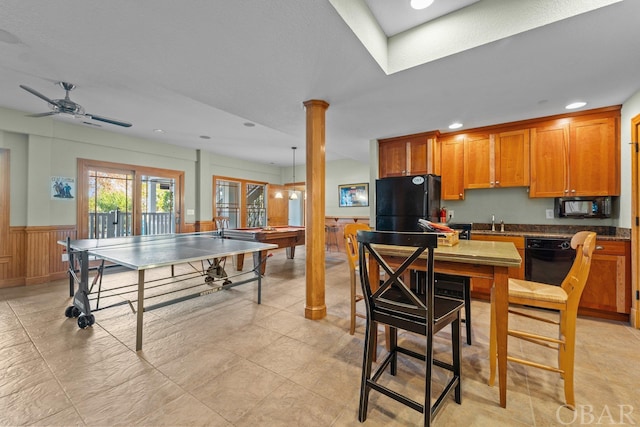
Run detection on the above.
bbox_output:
[470,224,629,241]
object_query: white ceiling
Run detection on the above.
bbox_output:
[0,0,639,167]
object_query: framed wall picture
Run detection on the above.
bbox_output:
[339,183,369,207]
[51,176,75,200]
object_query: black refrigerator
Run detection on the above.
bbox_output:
[375,174,441,232]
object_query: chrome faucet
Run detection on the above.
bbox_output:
[491,214,495,232]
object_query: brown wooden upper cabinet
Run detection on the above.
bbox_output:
[378,132,438,178]
[463,129,530,190]
[377,106,620,199]
[530,113,619,197]
[440,134,465,200]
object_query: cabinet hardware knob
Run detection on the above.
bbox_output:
[495,181,500,185]
[595,245,604,250]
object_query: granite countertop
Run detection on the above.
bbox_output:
[469,223,630,241]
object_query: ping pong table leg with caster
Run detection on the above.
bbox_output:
[64,247,96,329]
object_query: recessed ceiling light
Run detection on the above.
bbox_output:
[199,135,211,139]
[410,0,434,10]
[449,122,463,129]
[565,101,586,110]
[153,128,165,133]
[243,122,255,127]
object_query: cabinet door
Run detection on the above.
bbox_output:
[379,140,408,178]
[440,135,465,200]
[408,136,428,176]
[496,129,530,187]
[580,240,630,315]
[431,137,441,176]
[463,133,492,189]
[529,123,570,197]
[569,117,619,196]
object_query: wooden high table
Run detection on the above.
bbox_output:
[369,239,522,408]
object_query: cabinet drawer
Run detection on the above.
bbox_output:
[593,239,626,255]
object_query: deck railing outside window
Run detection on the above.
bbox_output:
[89,212,174,238]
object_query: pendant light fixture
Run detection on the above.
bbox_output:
[289,146,298,200]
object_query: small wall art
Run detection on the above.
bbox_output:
[51,176,75,200]
[339,183,369,207]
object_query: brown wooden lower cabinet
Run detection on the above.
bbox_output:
[579,240,631,320]
[470,234,631,321]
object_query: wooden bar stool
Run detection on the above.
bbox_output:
[326,224,340,252]
[343,223,370,334]
[489,231,596,409]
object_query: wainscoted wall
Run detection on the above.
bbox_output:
[1,227,28,287]
[0,224,203,288]
[0,226,74,288]
[193,221,214,232]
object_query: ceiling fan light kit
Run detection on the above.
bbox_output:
[19,82,132,128]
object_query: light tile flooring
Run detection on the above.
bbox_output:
[1,248,639,426]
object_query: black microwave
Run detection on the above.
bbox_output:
[554,196,612,218]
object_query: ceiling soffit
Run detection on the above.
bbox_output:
[329,0,623,75]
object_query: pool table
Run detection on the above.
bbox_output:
[222,226,305,273]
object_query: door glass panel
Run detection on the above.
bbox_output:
[289,190,304,226]
[88,169,133,239]
[215,180,241,228]
[141,176,176,235]
[246,183,266,227]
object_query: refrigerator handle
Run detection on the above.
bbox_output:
[423,191,428,219]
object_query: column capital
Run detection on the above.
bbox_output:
[303,99,330,110]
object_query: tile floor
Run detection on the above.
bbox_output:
[1,248,639,426]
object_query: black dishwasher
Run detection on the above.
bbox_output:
[525,237,575,286]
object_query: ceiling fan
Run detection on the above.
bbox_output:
[19,82,132,127]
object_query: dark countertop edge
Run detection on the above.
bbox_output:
[472,230,629,241]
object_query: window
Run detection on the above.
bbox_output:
[246,183,266,227]
[87,168,134,238]
[78,159,183,239]
[213,176,267,228]
[215,179,241,228]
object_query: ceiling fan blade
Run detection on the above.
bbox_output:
[85,113,132,128]
[19,85,57,105]
[27,111,58,118]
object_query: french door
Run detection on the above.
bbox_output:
[78,159,183,239]
[213,176,266,228]
[87,168,134,238]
